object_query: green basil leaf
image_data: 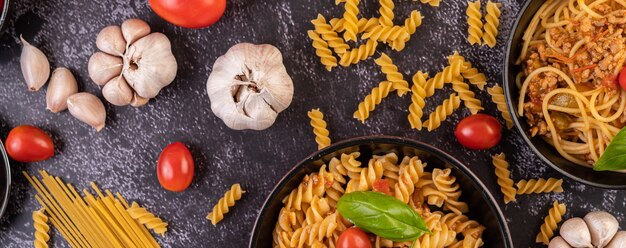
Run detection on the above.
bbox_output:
[337,191,430,242]
[595,127,626,171]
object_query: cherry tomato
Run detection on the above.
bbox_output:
[5,125,54,163]
[618,66,626,91]
[148,0,226,28]
[454,114,502,150]
[157,142,194,192]
[337,227,372,248]
[372,179,391,196]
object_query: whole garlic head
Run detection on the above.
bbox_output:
[561,217,593,248]
[584,211,619,248]
[207,43,294,130]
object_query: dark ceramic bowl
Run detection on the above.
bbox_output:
[0,0,10,36]
[504,0,626,189]
[0,140,10,220]
[249,136,513,247]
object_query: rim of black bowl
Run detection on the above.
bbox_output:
[0,0,10,35]
[503,0,626,189]
[0,139,10,220]
[249,135,513,247]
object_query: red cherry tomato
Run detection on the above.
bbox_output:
[337,227,372,248]
[157,142,194,192]
[618,66,626,91]
[454,114,502,150]
[4,125,54,163]
[148,0,226,28]
[372,179,391,196]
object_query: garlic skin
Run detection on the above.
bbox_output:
[130,93,149,107]
[88,52,123,86]
[607,231,626,248]
[102,76,133,106]
[96,26,126,56]
[46,68,78,113]
[549,237,572,248]
[67,93,107,131]
[561,217,593,248]
[20,36,50,91]
[121,19,150,45]
[584,211,619,248]
[207,43,294,130]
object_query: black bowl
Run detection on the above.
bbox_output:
[249,136,513,247]
[0,0,10,36]
[0,140,10,220]
[504,0,626,189]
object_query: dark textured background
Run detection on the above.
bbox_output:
[0,0,624,247]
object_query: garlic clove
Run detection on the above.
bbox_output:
[102,76,133,106]
[561,217,593,248]
[88,52,123,86]
[584,211,619,248]
[19,35,50,91]
[130,92,149,107]
[46,68,78,113]
[607,231,626,248]
[96,25,126,56]
[122,32,177,99]
[121,19,151,45]
[549,237,573,248]
[67,93,106,131]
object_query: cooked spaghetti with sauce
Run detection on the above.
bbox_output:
[518,0,626,168]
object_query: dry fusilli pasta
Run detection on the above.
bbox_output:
[536,201,567,245]
[307,30,338,71]
[425,56,464,97]
[408,71,428,130]
[491,153,517,204]
[362,25,410,51]
[311,14,350,54]
[516,178,564,195]
[424,93,461,131]
[127,202,168,235]
[375,53,410,96]
[330,18,379,33]
[451,76,483,115]
[483,1,501,48]
[308,108,332,149]
[487,85,514,129]
[378,0,395,27]
[33,209,50,248]
[420,0,441,7]
[206,184,245,225]
[403,10,423,35]
[353,81,393,123]
[448,53,488,89]
[342,0,360,41]
[338,39,378,67]
[466,0,484,45]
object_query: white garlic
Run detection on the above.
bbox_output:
[130,92,149,107]
[206,43,294,130]
[102,76,133,106]
[19,35,50,91]
[96,26,126,56]
[584,211,619,248]
[46,68,78,113]
[88,52,123,86]
[121,19,150,45]
[549,237,572,248]
[561,217,593,248]
[607,231,626,248]
[67,93,107,131]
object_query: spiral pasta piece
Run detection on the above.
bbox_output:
[33,209,50,248]
[289,213,339,247]
[421,0,441,7]
[339,39,378,67]
[307,30,338,71]
[409,71,429,130]
[413,222,457,248]
[342,0,360,41]
[206,184,245,225]
[330,18,379,33]
[516,178,564,195]
[394,166,417,203]
[491,153,517,204]
[308,108,331,149]
[451,77,483,115]
[375,53,410,96]
[362,25,410,51]
[311,14,350,55]
[353,81,393,123]
[403,10,423,35]
[483,1,501,48]
[425,57,464,97]
[466,0,484,45]
[127,202,169,235]
[487,85,514,129]
[536,201,567,245]
[378,0,395,27]
[305,196,332,225]
[448,53,488,90]
[424,93,461,131]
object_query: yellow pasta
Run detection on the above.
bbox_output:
[342,0,360,41]
[420,0,441,7]
[374,53,410,96]
[206,184,245,225]
[491,153,517,204]
[127,202,168,236]
[308,108,332,149]
[288,213,340,247]
[378,0,395,27]
[408,71,428,130]
[449,53,488,90]
[33,209,50,248]
[362,25,410,51]
[516,178,564,195]
[483,1,501,47]
[424,93,461,131]
[425,55,464,97]
[536,201,567,245]
[338,39,378,67]
[403,10,423,35]
[466,0,484,45]
[488,85,514,129]
[307,30,338,71]
[311,14,350,54]
[451,76,483,115]
[353,81,393,123]
[413,222,457,248]
[330,18,379,33]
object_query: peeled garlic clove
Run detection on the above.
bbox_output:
[561,217,593,248]
[102,76,133,106]
[130,92,149,107]
[607,231,626,248]
[96,25,126,56]
[123,33,177,99]
[88,52,123,86]
[67,93,106,131]
[121,19,150,45]
[584,211,619,248]
[549,237,573,248]
[46,68,78,113]
[20,35,50,91]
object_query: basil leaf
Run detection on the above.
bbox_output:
[595,127,626,171]
[337,191,430,242]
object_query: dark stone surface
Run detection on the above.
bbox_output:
[0,0,624,247]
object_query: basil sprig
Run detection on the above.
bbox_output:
[595,127,626,171]
[337,191,430,241]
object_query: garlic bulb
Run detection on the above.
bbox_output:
[130,92,149,107]
[607,231,626,248]
[67,93,107,131]
[46,68,78,113]
[561,217,593,248]
[206,43,294,130]
[549,237,572,248]
[20,36,50,91]
[122,33,177,98]
[584,211,619,248]
[102,76,133,106]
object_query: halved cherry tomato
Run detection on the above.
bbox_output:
[372,179,391,196]
[157,142,194,192]
[337,227,372,248]
[148,0,226,28]
[5,125,54,163]
[455,114,502,150]
[618,66,626,91]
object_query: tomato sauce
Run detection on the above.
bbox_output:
[0,0,4,13]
